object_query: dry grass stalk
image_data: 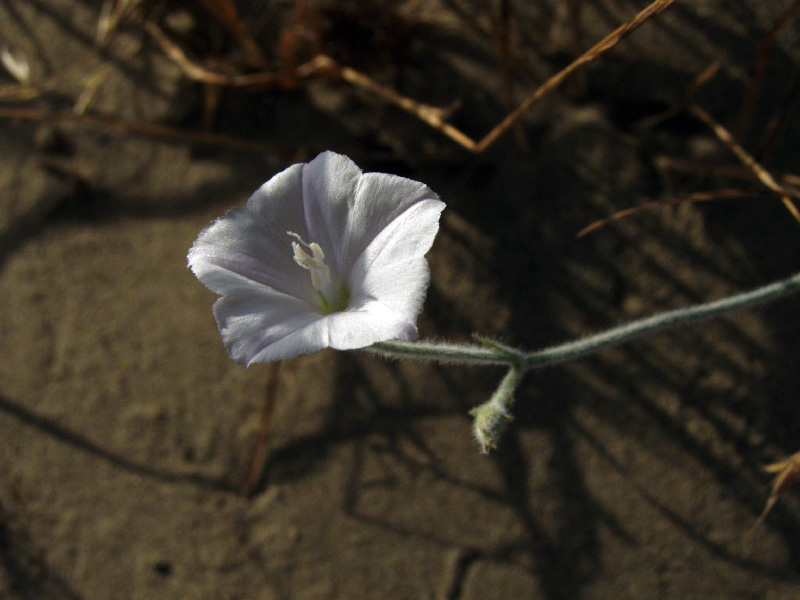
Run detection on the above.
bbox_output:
[0,82,39,100]
[483,0,529,151]
[576,189,756,238]
[749,450,800,536]
[97,0,136,44]
[73,64,113,115]
[783,173,800,193]
[735,0,800,139]
[0,0,681,160]
[754,64,800,163]
[142,15,473,146]
[0,105,301,155]
[142,19,337,88]
[564,0,586,52]
[240,362,282,497]
[138,0,675,153]
[654,157,768,182]
[635,61,721,132]
[196,0,267,68]
[335,62,468,144]
[581,59,800,237]
[689,103,800,224]
[473,0,676,152]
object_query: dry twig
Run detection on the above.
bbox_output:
[689,103,800,224]
[197,0,267,68]
[749,450,800,536]
[137,0,675,153]
[0,105,301,155]
[0,0,678,158]
[576,189,756,238]
[564,0,586,53]
[241,362,282,497]
[653,157,759,182]
[581,59,800,237]
[635,62,721,131]
[142,19,337,88]
[754,63,800,163]
[473,0,676,152]
[483,0,529,151]
[735,0,800,138]
[142,16,471,146]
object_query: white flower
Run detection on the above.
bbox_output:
[188,151,445,366]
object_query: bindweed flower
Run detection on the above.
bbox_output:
[189,151,445,366]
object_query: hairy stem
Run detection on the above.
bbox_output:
[372,270,800,369]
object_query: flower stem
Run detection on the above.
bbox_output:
[370,339,522,366]
[372,270,800,369]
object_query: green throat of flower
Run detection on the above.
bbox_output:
[314,283,351,314]
[288,232,351,314]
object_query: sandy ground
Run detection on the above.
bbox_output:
[1,1,800,598]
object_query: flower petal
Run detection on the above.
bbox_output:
[189,206,315,304]
[247,299,417,364]
[245,162,309,238]
[300,151,362,279]
[213,290,321,365]
[326,299,418,349]
[344,171,442,271]
[349,197,445,320]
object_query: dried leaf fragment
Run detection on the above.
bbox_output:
[750,450,800,534]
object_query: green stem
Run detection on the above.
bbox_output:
[370,339,521,365]
[372,270,800,369]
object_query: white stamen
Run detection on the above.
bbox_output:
[288,231,336,302]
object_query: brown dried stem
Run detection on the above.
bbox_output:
[635,62,721,131]
[143,19,337,88]
[143,17,471,148]
[749,450,800,537]
[583,55,799,237]
[336,63,468,146]
[140,0,675,153]
[0,105,300,155]
[754,63,800,163]
[735,0,800,138]
[565,0,586,53]
[473,0,676,153]
[576,188,756,238]
[689,103,800,224]
[240,362,282,497]
[196,0,267,68]
[483,0,528,151]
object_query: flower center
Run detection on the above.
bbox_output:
[288,232,350,313]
